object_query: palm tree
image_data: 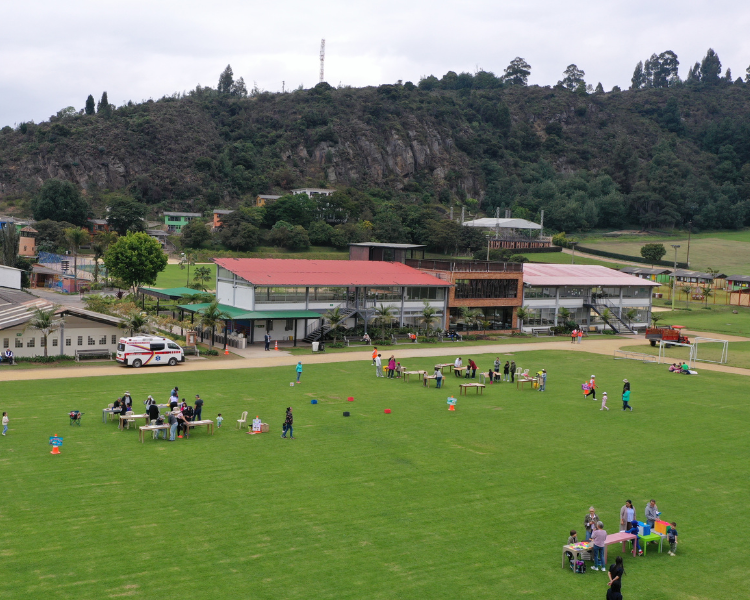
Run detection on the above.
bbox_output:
[515,306,529,331]
[371,304,396,343]
[26,306,63,357]
[180,292,215,305]
[64,227,91,291]
[651,312,664,327]
[420,301,438,335]
[703,286,713,308]
[463,308,483,332]
[625,308,639,326]
[323,307,346,343]
[681,285,692,307]
[193,266,212,291]
[179,251,197,286]
[120,311,151,337]
[557,307,571,326]
[198,301,231,348]
[92,231,118,283]
[600,308,612,332]
[0,223,20,267]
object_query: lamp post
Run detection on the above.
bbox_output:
[686,220,692,268]
[570,242,578,264]
[671,244,681,311]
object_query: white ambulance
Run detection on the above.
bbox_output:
[116,336,185,368]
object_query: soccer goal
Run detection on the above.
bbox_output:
[690,337,729,365]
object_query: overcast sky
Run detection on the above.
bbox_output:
[2,0,749,127]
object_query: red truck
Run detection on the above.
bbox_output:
[645,325,690,347]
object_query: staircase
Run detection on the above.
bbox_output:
[302,307,356,342]
[584,298,637,335]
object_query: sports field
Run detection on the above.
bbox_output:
[0,350,747,599]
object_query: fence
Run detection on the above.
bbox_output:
[37,251,107,282]
[613,349,660,363]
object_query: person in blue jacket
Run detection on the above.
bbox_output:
[295,361,303,382]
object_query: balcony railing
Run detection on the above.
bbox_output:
[406,259,523,273]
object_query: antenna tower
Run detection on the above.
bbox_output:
[319,39,325,83]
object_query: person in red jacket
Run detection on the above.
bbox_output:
[467,359,478,378]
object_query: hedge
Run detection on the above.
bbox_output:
[574,245,688,268]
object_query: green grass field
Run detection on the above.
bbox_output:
[0,350,748,599]
[583,237,750,275]
[652,304,750,336]
[620,340,750,369]
[519,252,624,268]
[155,263,217,289]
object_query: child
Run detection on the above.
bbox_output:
[538,369,547,392]
[2,411,7,435]
[568,530,578,545]
[216,413,223,428]
[601,392,609,411]
[295,361,303,382]
[668,522,678,556]
[625,521,643,556]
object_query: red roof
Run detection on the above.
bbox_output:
[523,264,660,287]
[215,258,450,287]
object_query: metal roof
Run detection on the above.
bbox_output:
[139,287,210,300]
[163,212,202,217]
[213,209,234,215]
[0,289,54,330]
[214,258,450,287]
[523,264,660,287]
[349,242,426,249]
[672,269,726,279]
[177,303,322,320]
[620,267,671,276]
[463,217,542,230]
[726,275,750,283]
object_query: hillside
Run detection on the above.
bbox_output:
[1,74,750,238]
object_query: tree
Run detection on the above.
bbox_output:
[180,219,211,249]
[631,61,646,90]
[32,179,89,226]
[0,224,19,267]
[323,307,346,343]
[92,230,118,283]
[371,304,396,342]
[26,306,63,357]
[594,82,604,94]
[218,65,234,94]
[558,64,585,91]
[97,91,110,116]
[557,306,572,325]
[746,65,750,83]
[198,301,230,348]
[600,308,612,332]
[179,251,196,286]
[34,219,74,253]
[120,310,151,337]
[103,232,168,295]
[420,301,438,334]
[287,225,311,251]
[106,195,146,235]
[193,266,212,291]
[651,312,664,327]
[64,227,91,289]
[503,57,531,86]
[700,48,722,85]
[516,306,529,330]
[640,243,667,266]
[307,221,334,246]
[85,95,95,115]
[681,284,692,306]
[220,221,259,251]
[232,77,248,98]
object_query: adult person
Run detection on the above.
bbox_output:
[281,407,294,439]
[493,357,501,381]
[387,356,396,379]
[168,410,179,441]
[4,348,13,364]
[454,357,463,377]
[584,506,600,541]
[169,394,179,411]
[622,387,632,411]
[607,556,625,595]
[194,394,204,421]
[591,521,607,571]
[295,361,303,383]
[433,367,443,389]
[362,332,371,345]
[619,500,636,532]
[264,332,271,351]
[154,413,167,440]
[644,500,659,529]
[510,360,516,383]
[182,403,194,425]
[503,360,510,382]
[144,395,155,408]
[177,410,191,439]
[467,359,477,379]
[577,329,584,344]
[122,391,133,408]
[147,401,160,425]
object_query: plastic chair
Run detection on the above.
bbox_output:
[237,411,248,429]
[125,411,135,430]
[107,403,114,421]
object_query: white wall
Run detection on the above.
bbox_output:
[0,266,22,290]
[2,316,121,358]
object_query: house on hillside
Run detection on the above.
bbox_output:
[18,226,37,257]
[164,212,202,233]
[291,188,335,198]
[619,266,671,282]
[255,195,281,207]
[212,209,234,229]
[520,264,657,333]
[462,217,552,250]
[670,269,726,289]
[177,258,451,346]
[725,275,750,291]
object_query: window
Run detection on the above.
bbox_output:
[149,343,165,351]
[40,336,46,347]
[454,279,518,299]
[449,307,513,331]
[15,338,23,348]
[524,308,557,326]
[309,287,347,302]
[365,286,401,301]
[27,338,35,347]
[99,336,107,345]
[66,338,72,347]
[285,319,294,331]
[88,336,96,346]
[524,286,554,299]
[2,338,8,348]
[168,342,180,350]
[255,286,307,303]
[111,335,117,344]
[406,287,445,301]
[559,287,583,299]
[77,336,83,346]
[52,338,58,347]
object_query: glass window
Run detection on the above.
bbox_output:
[111,335,117,344]
[99,336,107,345]
[524,308,557,326]
[366,286,401,301]
[149,343,165,351]
[255,286,308,303]
[88,336,96,346]
[217,267,235,281]
[310,287,347,302]
[406,287,445,301]
[66,338,72,346]
[27,338,35,347]
[52,338,58,347]
[77,336,83,346]
[559,287,583,298]
[41,336,46,347]
[168,342,180,350]
[449,307,513,331]
[285,319,294,331]
[454,279,518,299]
[524,286,554,299]
[3,338,8,348]
[15,338,22,348]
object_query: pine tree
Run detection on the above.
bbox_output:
[631,61,645,89]
[686,62,701,84]
[700,48,722,84]
[746,65,750,83]
[97,91,110,114]
[594,82,604,94]
[218,65,234,94]
[725,68,733,82]
[85,94,95,115]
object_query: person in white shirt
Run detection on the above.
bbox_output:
[375,354,384,377]
[454,357,462,377]
[2,412,8,435]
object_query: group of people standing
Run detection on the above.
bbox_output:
[583,377,632,411]
[373,351,401,378]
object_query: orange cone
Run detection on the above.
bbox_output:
[448,404,455,411]
[274,341,278,351]
[51,446,61,454]
[224,347,229,355]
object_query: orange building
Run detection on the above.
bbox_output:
[19,226,37,257]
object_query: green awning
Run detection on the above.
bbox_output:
[177,303,322,321]
[140,287,213,300]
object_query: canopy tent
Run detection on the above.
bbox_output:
[462,218,542,230]
[139,287,210,301]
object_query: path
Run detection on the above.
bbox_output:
[560,247,645,267]
[3,334,750,382]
